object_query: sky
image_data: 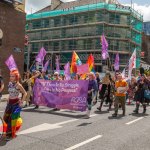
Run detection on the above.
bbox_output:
[25,0,150,21]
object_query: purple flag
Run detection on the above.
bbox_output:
[36,47,47,63]
[55,56,60,74]
[101,34,109,60]
[42,60,49,72]
[114,53,120,71]
[5,55,18,71]
[33,79,89,111]
[64,62,71,80]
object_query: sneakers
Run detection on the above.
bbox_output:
[112,113,117,117]
[34,105,39,109]
[133,109,138,114]
[143,109,146,114]
[97,107,101,112]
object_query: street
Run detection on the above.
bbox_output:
[0,101,150,150]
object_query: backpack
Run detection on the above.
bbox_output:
[144,90,150,100]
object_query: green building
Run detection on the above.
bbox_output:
[25,0,143,72]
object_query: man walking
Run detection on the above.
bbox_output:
[112,73,128,117]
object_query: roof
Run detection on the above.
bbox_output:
[35,0,120,13]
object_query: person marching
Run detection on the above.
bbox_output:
[22,71,32,107]
[53,72,62,111]
[112,73,128,117]
[133,74,150,114]
[97,72,111,112]
[85,72,98,119]
[3,70,27,140]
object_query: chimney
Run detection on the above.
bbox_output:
[51,0,62,10]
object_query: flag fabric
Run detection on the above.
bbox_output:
[87,54,95,72]
[101,33,109,60]
[36,47,47,63]
[64,62,71,80]
[70,51,82,74]
[114,53,120,71]
[55,56,60,74]
[5,55,18,71]
[121,61,129,80]
[128,49,136,80]
[42,60,49,72]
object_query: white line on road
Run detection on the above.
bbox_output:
[126,117,144,125]
[64,135,103,150]
[18,114,98,135]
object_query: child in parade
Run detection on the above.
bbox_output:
[3,70,27,140]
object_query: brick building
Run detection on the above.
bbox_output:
[0,1,26,93]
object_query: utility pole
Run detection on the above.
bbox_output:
[27,43,31,71]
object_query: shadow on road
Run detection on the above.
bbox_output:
[129,113,149,117]
[108,114,125,120]
[94,110,109,114]
[77,122,92,127]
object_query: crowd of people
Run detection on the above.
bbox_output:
[0,68,150,140]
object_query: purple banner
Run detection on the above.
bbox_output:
[33,79,89,111]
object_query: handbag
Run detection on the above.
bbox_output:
[144,90,150,100]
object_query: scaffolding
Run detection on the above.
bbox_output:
[26,2,143,70]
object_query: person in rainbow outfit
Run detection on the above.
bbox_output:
[3,70,27,140]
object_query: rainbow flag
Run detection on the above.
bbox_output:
[87,54,95,72]
[70,51,82,74]
[11,107,22,138]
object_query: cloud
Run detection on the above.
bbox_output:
[25,0,76,14]
[25,0,51,14]
[125,3,150,21]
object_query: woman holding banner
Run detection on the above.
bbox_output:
[3,70,27,140]
[85,72,98,119]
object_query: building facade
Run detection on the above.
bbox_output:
[143,22,150,36]
[142,33,150,64]
[0,1,26,92]
[26,0,143,71]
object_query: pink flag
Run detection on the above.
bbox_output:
[42,60,49,72]
[56,56,60,74]
[36,47,47,63]
[5,55,18,71]
[64,62,71,80]
[114,53,119,71]
[101,33,109,60]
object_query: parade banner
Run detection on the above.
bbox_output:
[33,79,89,111]
[77,64,89,74]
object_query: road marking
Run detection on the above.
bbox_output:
[18,123,62,135]
[126,117,144,125]
[64,135,102,150]
[0,111,3,113]
[18,114,97,135]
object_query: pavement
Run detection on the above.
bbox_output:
[0,101,150,150]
